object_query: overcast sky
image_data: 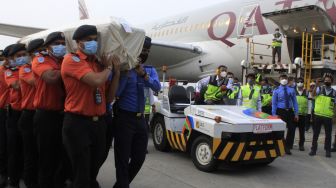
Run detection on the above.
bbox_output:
[0,0,227,49]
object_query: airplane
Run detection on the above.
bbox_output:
[0,0,335,82]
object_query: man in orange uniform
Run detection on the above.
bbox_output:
[61,25,120,188]
[32,32,68,188]
[18,39,44,188]
[0,48,10,188]
[5,43,27,188]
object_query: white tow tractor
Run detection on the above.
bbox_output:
[150,81,287,172]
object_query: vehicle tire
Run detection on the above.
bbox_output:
[152,116,170,151]
[191,135,218,172]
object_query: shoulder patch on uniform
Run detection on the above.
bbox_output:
[38,57,45,63]
[5,71,12,77]
[24,67,31,73]
[72,56,80,63]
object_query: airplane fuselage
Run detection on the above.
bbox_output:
[139,0,336,80]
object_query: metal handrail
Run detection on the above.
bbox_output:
[321,33,336,64]
[249,41,272,65]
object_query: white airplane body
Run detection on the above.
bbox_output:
[139,0,336,80]
[0,0,335,81]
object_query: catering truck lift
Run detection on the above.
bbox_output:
[150,78,286,172]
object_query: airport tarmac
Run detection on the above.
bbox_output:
[97,130,336,188]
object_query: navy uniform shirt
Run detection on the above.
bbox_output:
[116,66,161,113]
[272,85,299,116]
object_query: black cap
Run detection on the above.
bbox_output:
[44,32,65,46]
[27,39,44,53]
[143,36,152,49]
[3,44,16,57]
[72,25,98,40]
[8,43,26,57]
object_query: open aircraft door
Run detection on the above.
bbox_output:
[262,5,335,38]
[262,5,336,87]
[262,5,336,62]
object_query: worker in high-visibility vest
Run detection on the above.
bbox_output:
[310,74,336,158]
[226,74,239,105]
[237,73,262,111]
[272,28,282,65]
[295,77,308,151]
[260,78,273,115]
[195,65,230,105]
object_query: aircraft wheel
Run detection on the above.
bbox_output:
[152,116,170,151]
[191,135,218,172]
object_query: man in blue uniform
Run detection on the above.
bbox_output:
[114,37,161,188]
[272,74,299,155]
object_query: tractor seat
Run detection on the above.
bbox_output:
[168,85,190,113]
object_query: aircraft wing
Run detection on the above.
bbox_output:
[0,23,45,38]
[147,40,203,68]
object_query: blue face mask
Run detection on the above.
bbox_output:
[15,56,29,66]
[82,41,98,55]
[51,45,66,57]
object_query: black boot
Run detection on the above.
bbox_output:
[326,151,331,158]
[299,146,305,151]
[309,150,316,156]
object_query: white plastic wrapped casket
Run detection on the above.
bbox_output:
[19,17,146,70]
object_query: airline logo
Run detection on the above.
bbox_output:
[208,0,336,47]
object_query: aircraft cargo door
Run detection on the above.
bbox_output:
[262,5,336,62]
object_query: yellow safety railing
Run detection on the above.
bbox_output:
[302,32,313,89]
[249,41,272,65]
[321,33,336,64]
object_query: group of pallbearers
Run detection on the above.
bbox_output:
[0,24,160,188]
[195,65,336,157]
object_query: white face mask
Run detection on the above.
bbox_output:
[297,83,304,88]
[220,71,227,78]
[280,79,288,85]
